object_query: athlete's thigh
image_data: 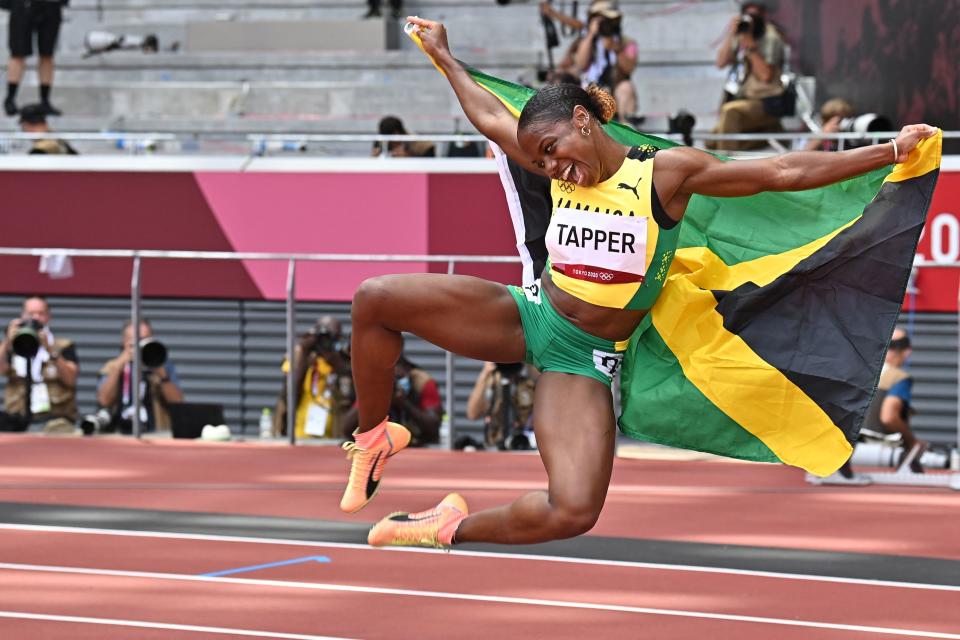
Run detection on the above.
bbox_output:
[533,372,617,511]
[356,273,525,364]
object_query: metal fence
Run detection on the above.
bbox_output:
[1,247,958,454]
[0,247,518,445]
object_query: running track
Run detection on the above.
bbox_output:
[0,435,957,639]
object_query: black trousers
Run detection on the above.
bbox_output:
[8,0,63,58]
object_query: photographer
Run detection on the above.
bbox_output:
[276,316,354,439]
[388,354,441,447]
[95,319,183,434]
[802,98,893,152]
[19,102,76,155]
[371,115,436,158]
[710,1,786,151]
[0,296,78,433]
[565,2,639,124]
[467,361,538,450]
[868,329,926,472]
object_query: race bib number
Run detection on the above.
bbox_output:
[547,208,648,284]
[522,280,542,304]
[593,350,624,379]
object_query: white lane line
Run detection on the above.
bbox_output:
[0,522,957,593]
[0,611,355,640]
[0,563,958,639]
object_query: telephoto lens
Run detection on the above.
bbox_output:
[140,338,167,369]
[11,319,43,359]
[80,408,113,436]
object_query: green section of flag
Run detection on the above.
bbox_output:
[621,318,779,463]
[677,169,892,266]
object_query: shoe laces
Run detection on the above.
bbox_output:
[393,510,444,548]
[342,441,373,488]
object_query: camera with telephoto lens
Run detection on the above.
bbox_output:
[736,14,765,39]
[80,408,113,436]
[11,318,44,359]
[139,338,167,369]
[837,113,894,148]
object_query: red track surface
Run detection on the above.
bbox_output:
[0,435,958,639]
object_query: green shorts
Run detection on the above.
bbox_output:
[508,281,628,387]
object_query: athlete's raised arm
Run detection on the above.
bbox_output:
[407,17,536,169]
[660,124,937,202]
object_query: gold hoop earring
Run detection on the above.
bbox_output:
[581,125,591,137]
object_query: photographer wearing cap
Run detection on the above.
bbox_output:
[467,361,538,450]
[94,319,183,434]
[0,296,78,433]
[276,316,354,439]
[564,1,639,124]
[18,102,76,154]
[711,1,786,151]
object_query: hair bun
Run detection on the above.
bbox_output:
[584,84,617,124]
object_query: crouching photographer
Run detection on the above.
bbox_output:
[802,98,894,152]
[92,319,183,435]
[276,316,354,440]
[0,296,79,433]
[466,361,538,450]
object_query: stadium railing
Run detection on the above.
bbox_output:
[2,132,958,157]
[0,247,519,447]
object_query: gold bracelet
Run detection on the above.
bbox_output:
[890,138,898,163]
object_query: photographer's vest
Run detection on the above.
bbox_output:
[4,338,78,421]
[99,356,172,431]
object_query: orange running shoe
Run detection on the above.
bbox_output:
[367,493,468,549]
[339,421,411,513]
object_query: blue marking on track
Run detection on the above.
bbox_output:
[201,555,331,577]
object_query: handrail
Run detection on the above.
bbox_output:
[1,248,955,269]
[0,247,522,262]
[0,131,958,146]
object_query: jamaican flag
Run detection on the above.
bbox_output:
[408,33,941,476]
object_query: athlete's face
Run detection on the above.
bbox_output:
[518,106,600,187]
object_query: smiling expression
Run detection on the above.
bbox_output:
[517,106,602,187]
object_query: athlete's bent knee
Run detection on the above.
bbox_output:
[352,276,392,321]
[548,507,601,539]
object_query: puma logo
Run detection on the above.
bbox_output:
[617,177,642,200]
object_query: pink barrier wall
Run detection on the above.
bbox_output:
[0,170,520,301]
[1,166,957,310]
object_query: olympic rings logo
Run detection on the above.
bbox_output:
[599,272,615,281]
[558,180,576,194]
